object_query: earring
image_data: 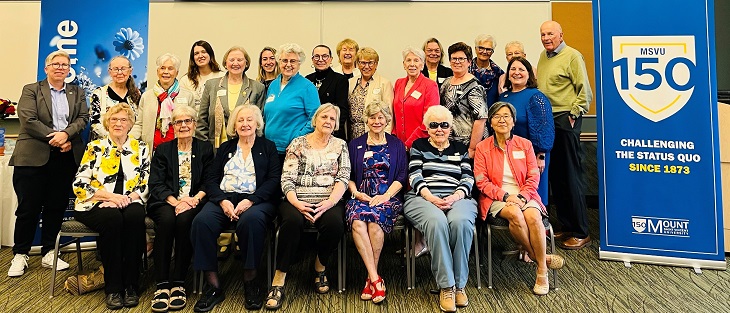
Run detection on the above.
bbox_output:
[311,64,315,68]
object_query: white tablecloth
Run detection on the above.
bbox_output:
[0,154,17,247]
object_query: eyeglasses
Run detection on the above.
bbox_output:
[173,118,194,126]
[281,59,299,64]
[48,63,70,69]
[428,121,450,129]
[477,46,495,53]
[312,54,330,61]
[450,57,469,63]
[358,61,376,68]
[110,117,129,124]
[109,67,130,73]
[491,114,512,122]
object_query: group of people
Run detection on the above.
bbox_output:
[7,19,592,313]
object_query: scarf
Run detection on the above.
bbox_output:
[154,79,180,136]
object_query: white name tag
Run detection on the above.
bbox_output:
[411,90,422,100]
[176,97,188,104]
[438,77,446,84]
[266,94,275,103]
[448,155,461,161]
[364,151,374,158]
[456,90,463,95]
[217,90,227,97]
[373,88,381,95]
[513,150,526,159]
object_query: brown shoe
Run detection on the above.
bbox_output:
[554,231,570,240]
[454,287,468,307]
[559,236,592,250]
[439,287,456,312]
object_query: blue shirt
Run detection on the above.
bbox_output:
[49,82,69,131]
[263,73,321,153]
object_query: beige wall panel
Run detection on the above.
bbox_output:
[1,2,41,102]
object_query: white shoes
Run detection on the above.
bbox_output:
[8,254,29,277]
[42,250,70,271]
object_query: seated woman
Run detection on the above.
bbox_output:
[190,104,282,312]
[72,103,150,310]
[346,102,407,304]
[473,102,564,296]
[147,105,214,312]
[132,53,194,150]
[403,105,476,313]
[266,103,350,310]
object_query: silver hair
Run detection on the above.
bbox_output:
[401,47,426,63]
[362,101,392,125]
[474,34,496,48]
[156,53,182,71]
[312,103,340,131]
[171,105,198,122]
[423,105,453,126]
[276,43,307,64]
[227,104,264,137]
[504,41,525,54]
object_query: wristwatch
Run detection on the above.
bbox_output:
[502,193,510,202]
[517,194,527,203]
[537,154,546,160]
[569,113,579,120]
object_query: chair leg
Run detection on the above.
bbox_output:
[548,225,558,290]
[338,234,346,293]
[473,227,481,289]
[76,239,83,272]
[410,226,416,289]
[487,225,493,289]
[267,228,273,289]
[405,225,412,290]
[49,232,63,298]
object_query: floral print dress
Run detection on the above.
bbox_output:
[345,144,402,233]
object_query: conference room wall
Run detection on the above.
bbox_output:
[1,1,550,103]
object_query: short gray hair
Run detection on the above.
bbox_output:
[423,105,453,126]
[171,105,197,122]
[401,47,426,63]
[475,34,496,48]
[312,103,340,131]
[488,101,517,123]
[45,50,70,66]
[362,101,392,125]
[227,104,264,137]
[504,41,525,54]
[276,43,306,64]
[156,53,182,71]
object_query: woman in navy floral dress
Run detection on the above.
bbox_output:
[346,101,408,304]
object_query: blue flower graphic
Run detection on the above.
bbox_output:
[113,27,144,60]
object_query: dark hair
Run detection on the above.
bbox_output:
[186,40,222,89]
[504,56,537,90]
[488,101,517,123]
[447,42,473,62]
[312,44,332,57]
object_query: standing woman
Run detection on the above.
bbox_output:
[421,38,453,88]
[72,103,150,310]
[197,46,266,149]
[347,102,407,304]
[180,40,225,114]
[440,42,488,158]
[392,47,440,148]
[333,38,360,79]
[263,43,321,162]
[257,47,280,94]
[90,55,142,142]
[266,104,350,310]
[469,34,504,106]
[500,56,554,204]
[132,53,194,150]
[306,45,349,140]
[147,105,214,312]
[347,47,394,139]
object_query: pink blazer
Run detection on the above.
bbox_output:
[392,73,439,148]
[474,135,545,220]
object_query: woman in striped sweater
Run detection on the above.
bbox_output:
[403,105,477,313]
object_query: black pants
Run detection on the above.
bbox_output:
[74,203,146,294]
[12,150,76,256]
[549,113,589,238]
[276,200,344,272]
[191,196,276,272]
[147,203,201,284]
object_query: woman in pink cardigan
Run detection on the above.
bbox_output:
[473,101,564,296]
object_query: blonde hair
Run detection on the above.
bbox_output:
[312,103,341,131]
[222,46,252,73]
[102,103,136,131]
[362,101,392,125]
[226,104,264,137]
[356,47,379,63]
[44,50,70,66]
[336,38,360,63]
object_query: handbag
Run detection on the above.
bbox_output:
[64,265,105,295]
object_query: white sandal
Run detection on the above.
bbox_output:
[169,286,187,310]
[151,288,170,312]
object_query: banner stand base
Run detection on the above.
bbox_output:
[600,250,726,271]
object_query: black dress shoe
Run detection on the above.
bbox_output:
[194,287,225,312]
[244,281,263,310]
[123,286,140,307]
[106,292,123,310]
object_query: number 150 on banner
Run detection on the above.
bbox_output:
[612,36,696,122]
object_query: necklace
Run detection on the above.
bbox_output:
[367,134,386,145]
[314,77,325,90]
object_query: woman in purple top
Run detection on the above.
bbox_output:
[346,101,407,304]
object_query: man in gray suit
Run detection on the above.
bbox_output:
[8,50,89,277]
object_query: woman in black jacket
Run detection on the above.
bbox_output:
[306,44,350,140]
[147,105,215,312]
[190,104,282,312]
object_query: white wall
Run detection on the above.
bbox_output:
[1,1,550,100]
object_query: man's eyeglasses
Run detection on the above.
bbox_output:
[428,121,451,129]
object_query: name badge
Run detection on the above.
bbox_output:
[217,90,227,97]
[456,90,463,95]
[513,150,526,159]
[266,94,275,103]
[364,151,374,158]
[447,155,461,161]
[438,77,446,84]
[373,88,381,95]
[411,90,422,100]
[176,97,188,104]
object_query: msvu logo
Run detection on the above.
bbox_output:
[631,216,689,237]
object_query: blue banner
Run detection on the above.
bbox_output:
[594,0,725,269]
[37,0,149,97]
